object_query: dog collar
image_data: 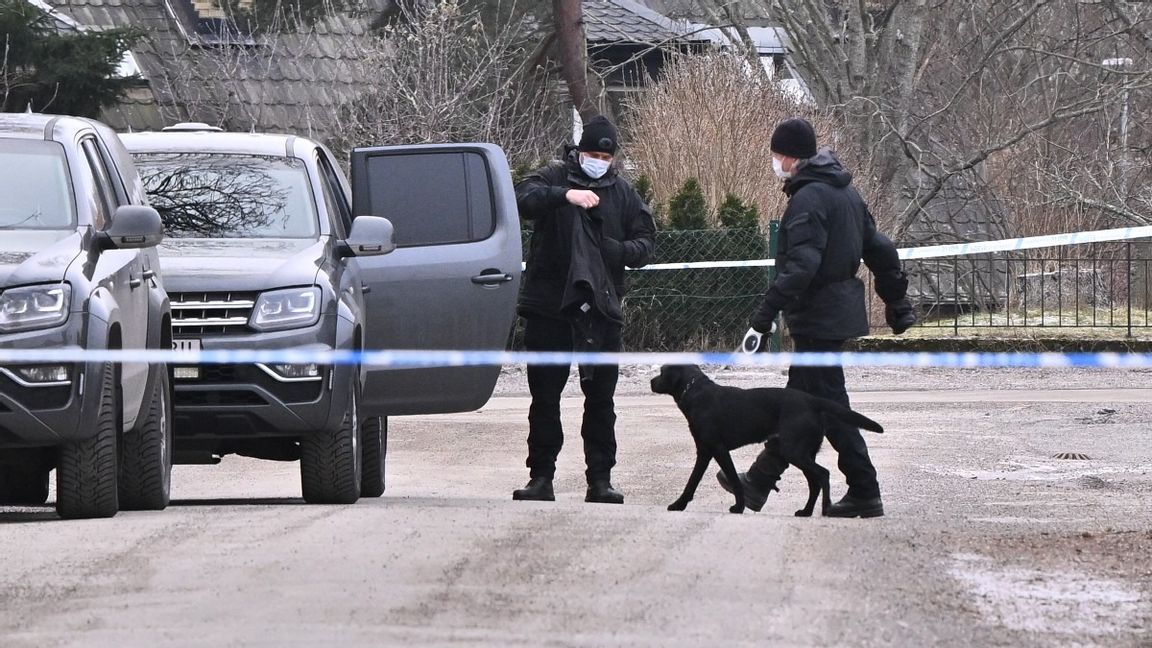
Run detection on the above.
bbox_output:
[680,376,701,400]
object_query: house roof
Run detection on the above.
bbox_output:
[583,0,709,44]
[43,0,390,144]
[632,0,775,26]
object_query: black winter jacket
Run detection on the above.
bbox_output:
[516,148,657,320]
[757,149,908,340]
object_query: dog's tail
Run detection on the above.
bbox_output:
[815,399,884,433]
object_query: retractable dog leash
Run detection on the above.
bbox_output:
[738,322,777,354]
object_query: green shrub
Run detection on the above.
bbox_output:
[633,174,655,204]
[717,193,760,229]
[632,174,664,223]
[667,178,709,230]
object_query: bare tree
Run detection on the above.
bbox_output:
[628,53,857,222]
[553,0,598,119]
[148,0,562,168]
[329,1,562,165]
[686,0,1151,241]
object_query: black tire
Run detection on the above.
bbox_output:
[0,460,50,506]
[360,416,387,498]
[57,362,119,519]
[300,372,361,504]
[118,367,172,510]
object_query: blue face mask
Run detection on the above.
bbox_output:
[580,155,611,179]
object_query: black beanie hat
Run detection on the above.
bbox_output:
[578,115,619,155]
[770,117,817,159]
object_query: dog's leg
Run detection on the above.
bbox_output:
[668,448,711,511]
[789,458,830,517]
[820,465,831,514]
[713,450,745,514]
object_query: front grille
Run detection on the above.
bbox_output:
[172,292,257,336]
[176,391,269,407]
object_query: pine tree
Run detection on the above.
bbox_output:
[0,0,140,117]
[632,174,664,223]
[667,178,709,230]
[717,193,760,229]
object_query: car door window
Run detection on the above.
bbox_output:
[315,152,353,238]
[80,138,118,230]
[359,151,495,247]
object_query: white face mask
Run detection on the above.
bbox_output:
[580,154,611,179]
[772,156,792,180]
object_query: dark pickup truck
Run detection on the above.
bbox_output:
[0,114,172,519]
[123,125,521,504]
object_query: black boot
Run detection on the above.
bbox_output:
[716,471,778,512]
[824,494,884,518]
[512,477,555,501]
[585,480,624,504]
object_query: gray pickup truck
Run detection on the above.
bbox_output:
[0,114,172,519]
[122,125,521,504]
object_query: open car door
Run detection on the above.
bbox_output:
[351,143,521,416]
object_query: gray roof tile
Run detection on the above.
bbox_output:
[584,0,705,44]
[44,0,391,143]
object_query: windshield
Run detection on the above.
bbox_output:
[0,139,76,229]
[132,152,319,239]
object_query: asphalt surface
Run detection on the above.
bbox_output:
[1,366,1150,647]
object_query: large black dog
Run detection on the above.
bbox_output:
[650,364,883,515]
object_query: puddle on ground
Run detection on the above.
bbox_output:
[949,553,1146,638]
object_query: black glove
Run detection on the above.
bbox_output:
[750,306,779,335]
[885,298,916,335]
[600,237,624,267]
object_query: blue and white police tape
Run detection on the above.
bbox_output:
[635,224,1152,271]
[2,347,1152,369]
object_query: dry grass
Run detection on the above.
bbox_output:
[626,53,875,227]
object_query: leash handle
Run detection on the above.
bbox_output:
[739,328,764,354]
[738,323,777,354]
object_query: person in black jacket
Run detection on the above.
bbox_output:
[512,116,657,504]
[720,117,916,518]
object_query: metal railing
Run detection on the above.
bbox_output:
[516,229,1152,351]
[883,240,1152,337]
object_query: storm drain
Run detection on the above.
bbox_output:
[1052,452,1092,460]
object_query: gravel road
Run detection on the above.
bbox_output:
[1,365,1149,647]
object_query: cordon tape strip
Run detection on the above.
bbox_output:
[635,224,1152,271]
[3,227,1150,369]
[2,348,1152,369]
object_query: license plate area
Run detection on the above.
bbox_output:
[173,339,202,379]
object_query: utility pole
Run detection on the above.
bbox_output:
[1101,57,1133,194]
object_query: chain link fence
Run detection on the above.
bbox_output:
[513,230,1152,352]
[514,227,770,352]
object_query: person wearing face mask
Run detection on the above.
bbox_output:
[512,115,657,505]
[723,117,916,518]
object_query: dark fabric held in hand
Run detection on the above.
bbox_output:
[516,148,656,321]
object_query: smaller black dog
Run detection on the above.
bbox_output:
[650,364,883,515]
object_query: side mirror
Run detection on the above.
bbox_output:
[340,216,395,258]
[101,205,164,250]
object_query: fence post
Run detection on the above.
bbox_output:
[1127,241,1133,338]
[767,220,782,352]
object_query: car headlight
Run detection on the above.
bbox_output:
[250,287,321,332]
[0,284,71,333]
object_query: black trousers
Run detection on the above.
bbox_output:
[523,315,621,483]
[748,336,881,499]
